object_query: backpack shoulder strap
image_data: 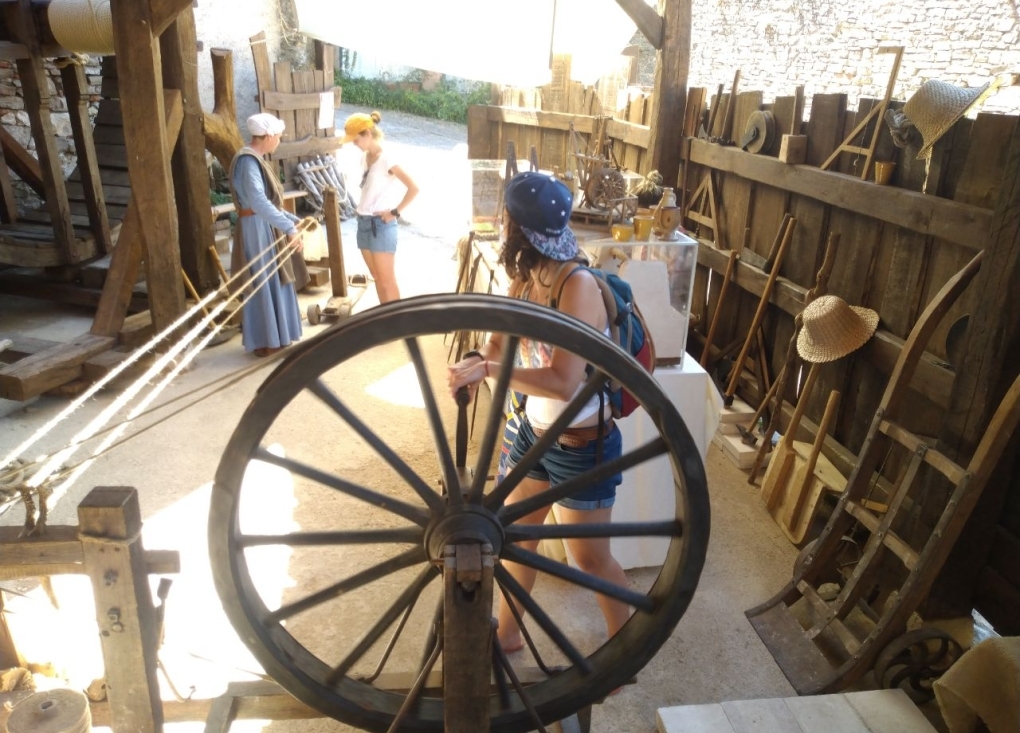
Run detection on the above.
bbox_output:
[548,256,593,309]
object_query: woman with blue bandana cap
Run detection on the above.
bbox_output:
[447,170,629,653]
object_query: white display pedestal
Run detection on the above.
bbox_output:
[547,357,723,570]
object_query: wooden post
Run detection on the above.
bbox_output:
[61,61,111,254]
[645,0,691,188]
[323,188,347,299]
[203,48,245,173]
[6,0,77,259]
[161,5,218,292]
[110,0,185,334]
[925,114,1020,617]
[78,487,163,733]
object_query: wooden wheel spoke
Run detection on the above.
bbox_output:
[404,338,461,505]
[505,519,682,542]
[238,527,423,548]
[360,589,422,685]
[384,636,443,733]
[308,379,445,513]
[495,566,591,673]
[502,545,654,612]
[492,639,551,733]
[254,447,431,527]
[467,336,519,504]
[498,438,668,525]
[486,371,608,510]
[327,565,439,685]
[265,547,426,624]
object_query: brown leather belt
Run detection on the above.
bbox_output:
[532,419,614,448]
[238,208,255,217]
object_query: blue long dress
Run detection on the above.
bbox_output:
[231,154,303,353]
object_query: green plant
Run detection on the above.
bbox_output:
[336,70,490,124]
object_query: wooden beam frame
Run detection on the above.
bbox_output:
[7,0,77,259]
[0,127,44,198]
[111,0,185,333]
[61,61,111,254]
[615,0,663,49]
[161,5,217,292]
[91,90,184,339]
[646,0,691,187]
[149,0,193,37]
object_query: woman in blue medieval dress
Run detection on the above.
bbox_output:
[229,113,305,357]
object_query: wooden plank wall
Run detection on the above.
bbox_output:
[476,55,654,177]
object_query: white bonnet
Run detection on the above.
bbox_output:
[246,113,285,136]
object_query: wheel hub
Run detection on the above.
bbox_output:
[424,504,504,561]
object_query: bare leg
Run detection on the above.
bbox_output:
[559,506,631,639]
[360,249,380,282]
[371,251,400,303]
[496,475,551,652]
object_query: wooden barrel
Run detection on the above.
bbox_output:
[6,689,91,733]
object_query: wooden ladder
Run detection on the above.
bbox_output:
[746,249,1020,695]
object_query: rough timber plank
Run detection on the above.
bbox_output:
[805,93,847,167]
[9,0,77,259]
[0,333,114,400]
[161,6,218,292]
[62,61,111,253]
[112,5,185,334]
[688,139,990,250]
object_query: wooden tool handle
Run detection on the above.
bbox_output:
[700,249,739,368]
[788,389,841,529]
[724,215,796,399]
[806,232,840,303]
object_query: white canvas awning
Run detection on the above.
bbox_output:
[293,0,641,86]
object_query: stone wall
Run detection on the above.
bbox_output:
[632,0,1020,115]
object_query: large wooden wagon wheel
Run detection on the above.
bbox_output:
[210,294,710,732]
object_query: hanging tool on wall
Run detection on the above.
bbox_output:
[820,46,904,179]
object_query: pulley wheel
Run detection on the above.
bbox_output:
[874,627,962,703]
[210,294,710,732]
[740,111,776,154]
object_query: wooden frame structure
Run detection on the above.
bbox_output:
[0,0,215,401]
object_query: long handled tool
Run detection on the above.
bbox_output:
[761,361,821,512]
[747,232,841,483]
[723,214,795,406]
[700,249,739,369]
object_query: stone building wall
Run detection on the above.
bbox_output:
[0,58,103,211]
[632,0,1020,114]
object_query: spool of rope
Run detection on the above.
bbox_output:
[6,688,92,733]
[47,0,115,56]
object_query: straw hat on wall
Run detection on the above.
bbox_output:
[902,79,993,159]
[797,295,879,364]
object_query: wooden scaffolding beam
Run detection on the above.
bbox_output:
[110,0,185,333]
[646,0,691,189]
[161,5,217,292]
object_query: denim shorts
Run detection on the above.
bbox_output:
[356,215,398,253]
[504,416,622,510]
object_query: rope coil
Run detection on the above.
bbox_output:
[48,0,115,56]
